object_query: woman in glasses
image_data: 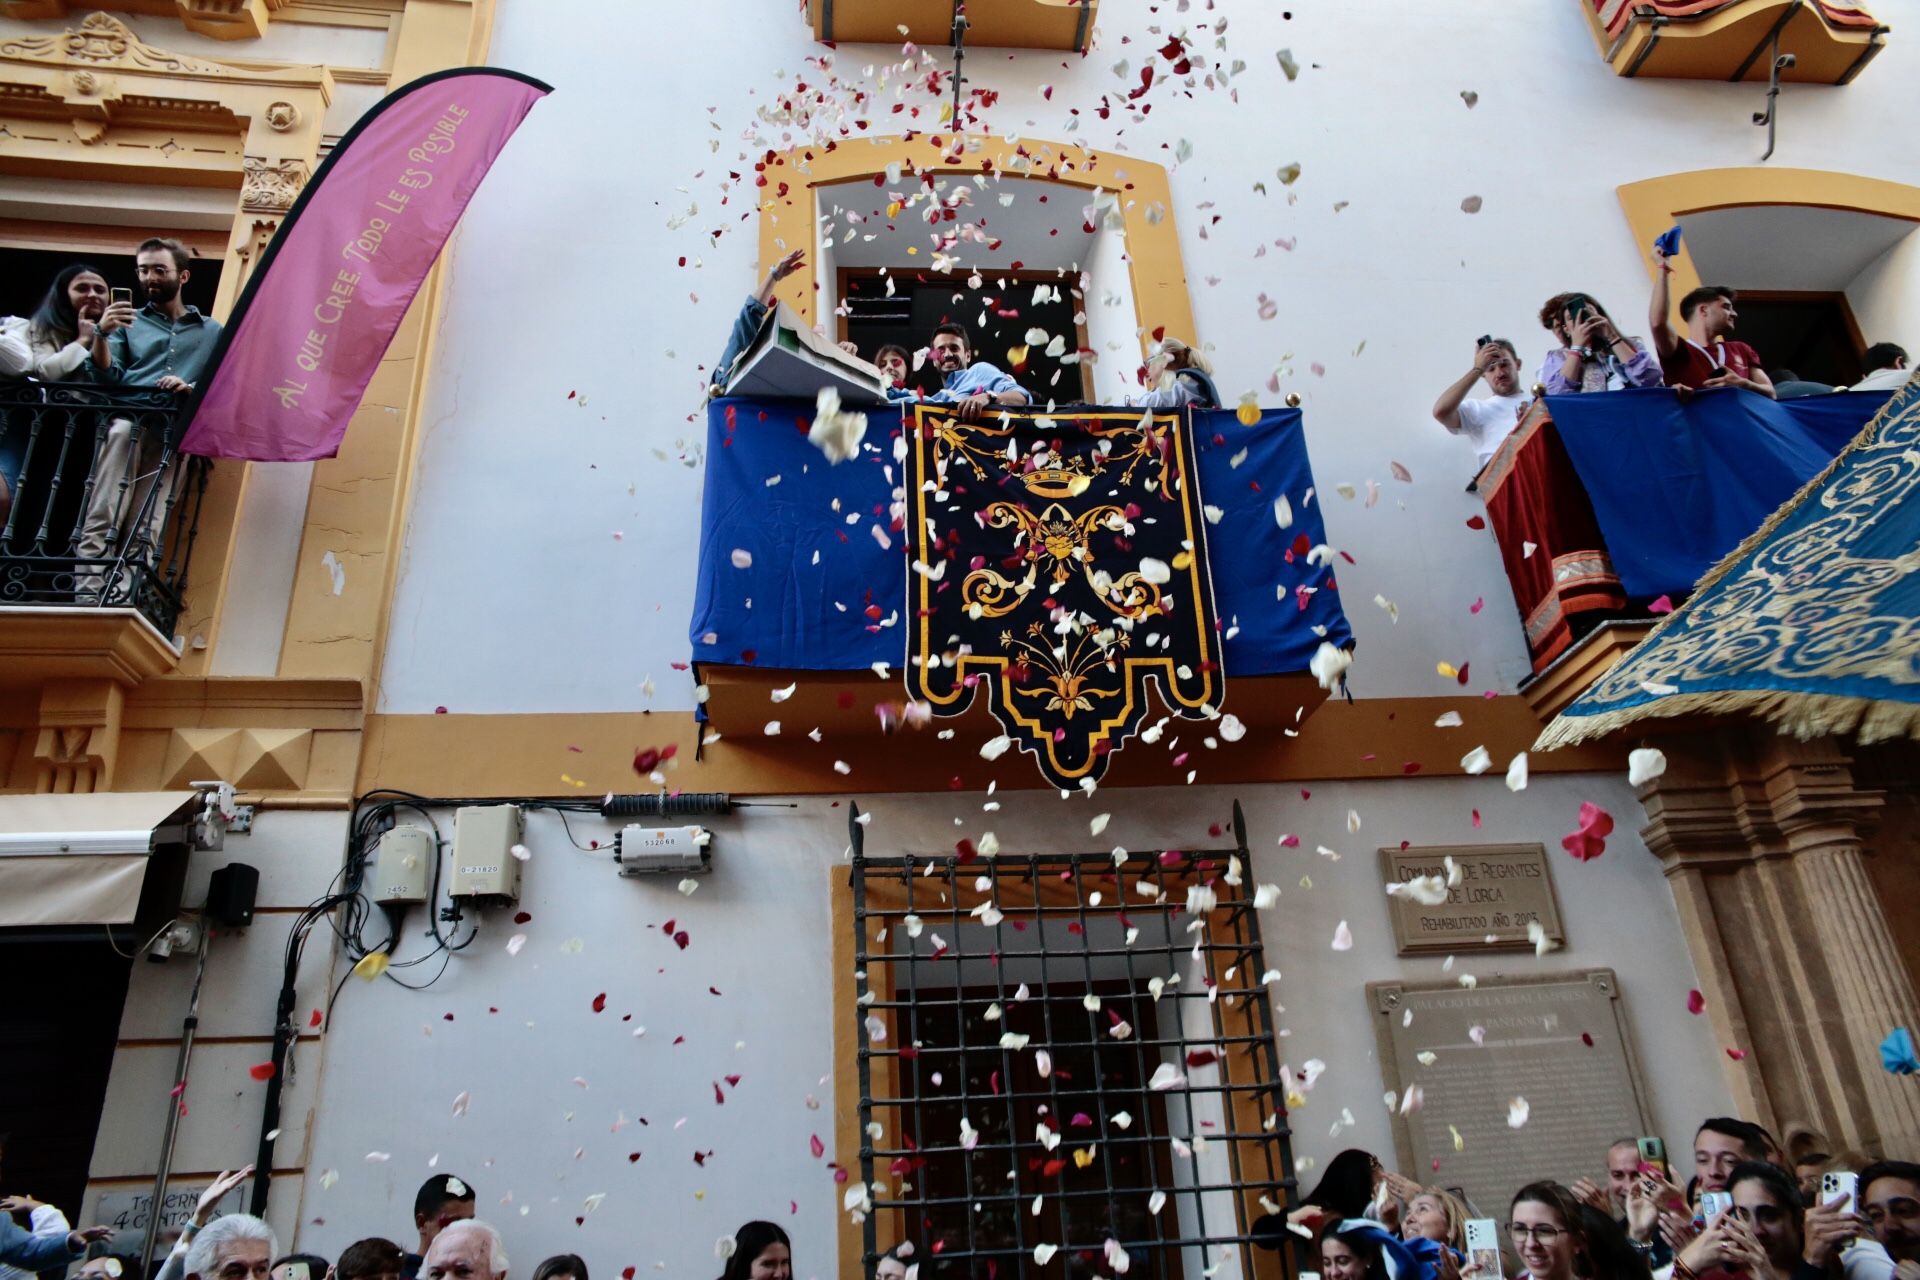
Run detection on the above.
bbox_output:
[1508,1182,1592,1280]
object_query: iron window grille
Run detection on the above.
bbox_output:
[0,382,206,635]
[849,800,1297,1278]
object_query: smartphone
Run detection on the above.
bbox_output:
[1823,1170,1858,1208]
[1465,1219,1504,1280]
[1709,366,1729,379]
[1701,1190,1734,1222]
[271,1265,309,1280]
[1477,334,1493,348]
[1637,1135,1669,1180]
[110,287,132,308]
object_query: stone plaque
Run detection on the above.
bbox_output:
[1379,843,1565,955]
[1368,970,1652,1226]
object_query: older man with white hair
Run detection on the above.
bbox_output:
[422,1221,506,1280]
[183,1214,277,1280]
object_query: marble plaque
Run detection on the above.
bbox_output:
[1379,843,1565,955]
[1368,970,1652,1225]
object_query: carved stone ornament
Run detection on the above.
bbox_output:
[0,12,233,76]
[71,68,97,95]
[264,100,297,131]
[242,154,308,213]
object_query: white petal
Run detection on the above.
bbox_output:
[1461,745,1492,775]
[1505,752,1529,791]
[1331,920,1354,951]
[1628,747,1668,786]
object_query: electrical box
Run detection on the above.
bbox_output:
[614,824,711,876]
[373,825,433,904]
[450,805,523,904]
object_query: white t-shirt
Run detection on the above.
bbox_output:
[1455,392,1533,467]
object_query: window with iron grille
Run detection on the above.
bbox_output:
[848,801,1297,1278]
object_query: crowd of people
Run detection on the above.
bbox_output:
[708,248,1222,421]
[0,237,219,586]
[5,1118,1914,1280]
[1431,244,1910,471]
[1291,1119,1919,1280]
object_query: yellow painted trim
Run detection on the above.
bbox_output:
[355,696,1627,797]
[757,133,1196,360]
[1618,167,1920,325]
[275,0,499,689]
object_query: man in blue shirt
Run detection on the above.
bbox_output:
[926,323,1031,421]
[77,237,222,604]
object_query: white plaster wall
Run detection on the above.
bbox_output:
[375,0,1920,714]
[1849,233,1920,357]
[1084,220,1144,404]
[283,771,1726,1278]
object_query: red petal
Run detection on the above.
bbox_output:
[810,1134,825,1158]
[1687,989,1707,1015]
[249,1062,275,1081]
[592,993,608,1013]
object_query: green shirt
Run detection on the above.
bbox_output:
[100,302,222,388]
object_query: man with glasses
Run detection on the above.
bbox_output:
[422,1221,507,1280]
[183,1214,276,1280]
[1860,1161,1920,1267]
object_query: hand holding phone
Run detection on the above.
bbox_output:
[1701,1190,1734,1223]
[1464,1219,1504,1280]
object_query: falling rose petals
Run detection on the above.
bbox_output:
[1726,1046,1747,1060]
[1687,989,1707,1015]
[1331,920,1354,951]
[1628,747,1668,786]
[1033,1244,1059,1265]
[1148,1190,1167,1215]
[1505,753,1530,792]
[980,734,1013,761]
[1147,1062,1187,1091]
[1649,594,1675,614]
[1461,195,1484,214]
[729,548,753,570]
[352,952,389,981]
[1461,746,1492,775]
[1507,1096,1531,1128]
[1560,802,1615,861]
[505,933,527,956]
[809,1134,825,1159]
[248,1062,275,1082]
[451,1091,471,1117]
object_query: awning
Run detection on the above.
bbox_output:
[0,791,199,927]
[1536,373,1920,751]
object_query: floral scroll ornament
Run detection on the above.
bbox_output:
[907,404,1225,789]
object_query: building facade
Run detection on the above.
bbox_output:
[1,1,1916,1276]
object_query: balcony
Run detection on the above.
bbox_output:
[689,395,1352,788]
[1580,0,1890,84]
[809,0,1097,53]
[1471,386,1893,718]
[1,383,205,651]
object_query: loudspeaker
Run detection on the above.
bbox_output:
[205,862,260,928]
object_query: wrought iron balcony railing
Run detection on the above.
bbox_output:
[0,381,206,638]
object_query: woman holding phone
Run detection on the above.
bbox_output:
[0,263,122,529]
[1535,291,1663,394]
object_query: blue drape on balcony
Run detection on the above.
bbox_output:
[1537,375,1920,751]
[690,400,1353,676]
[1543,388,1890,599]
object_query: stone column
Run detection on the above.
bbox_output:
[1637,728,1920,1156]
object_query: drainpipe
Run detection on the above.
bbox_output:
[140,941,209,1272]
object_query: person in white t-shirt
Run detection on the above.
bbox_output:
[1432,337,1534,471]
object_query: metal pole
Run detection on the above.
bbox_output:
[141,941,209,1271]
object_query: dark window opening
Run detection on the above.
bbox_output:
[1729,291,1865,387]
[0,245,222,328]
[850,802,1295,1279]
[0,941,135,1221]
[839,269,1092,405]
